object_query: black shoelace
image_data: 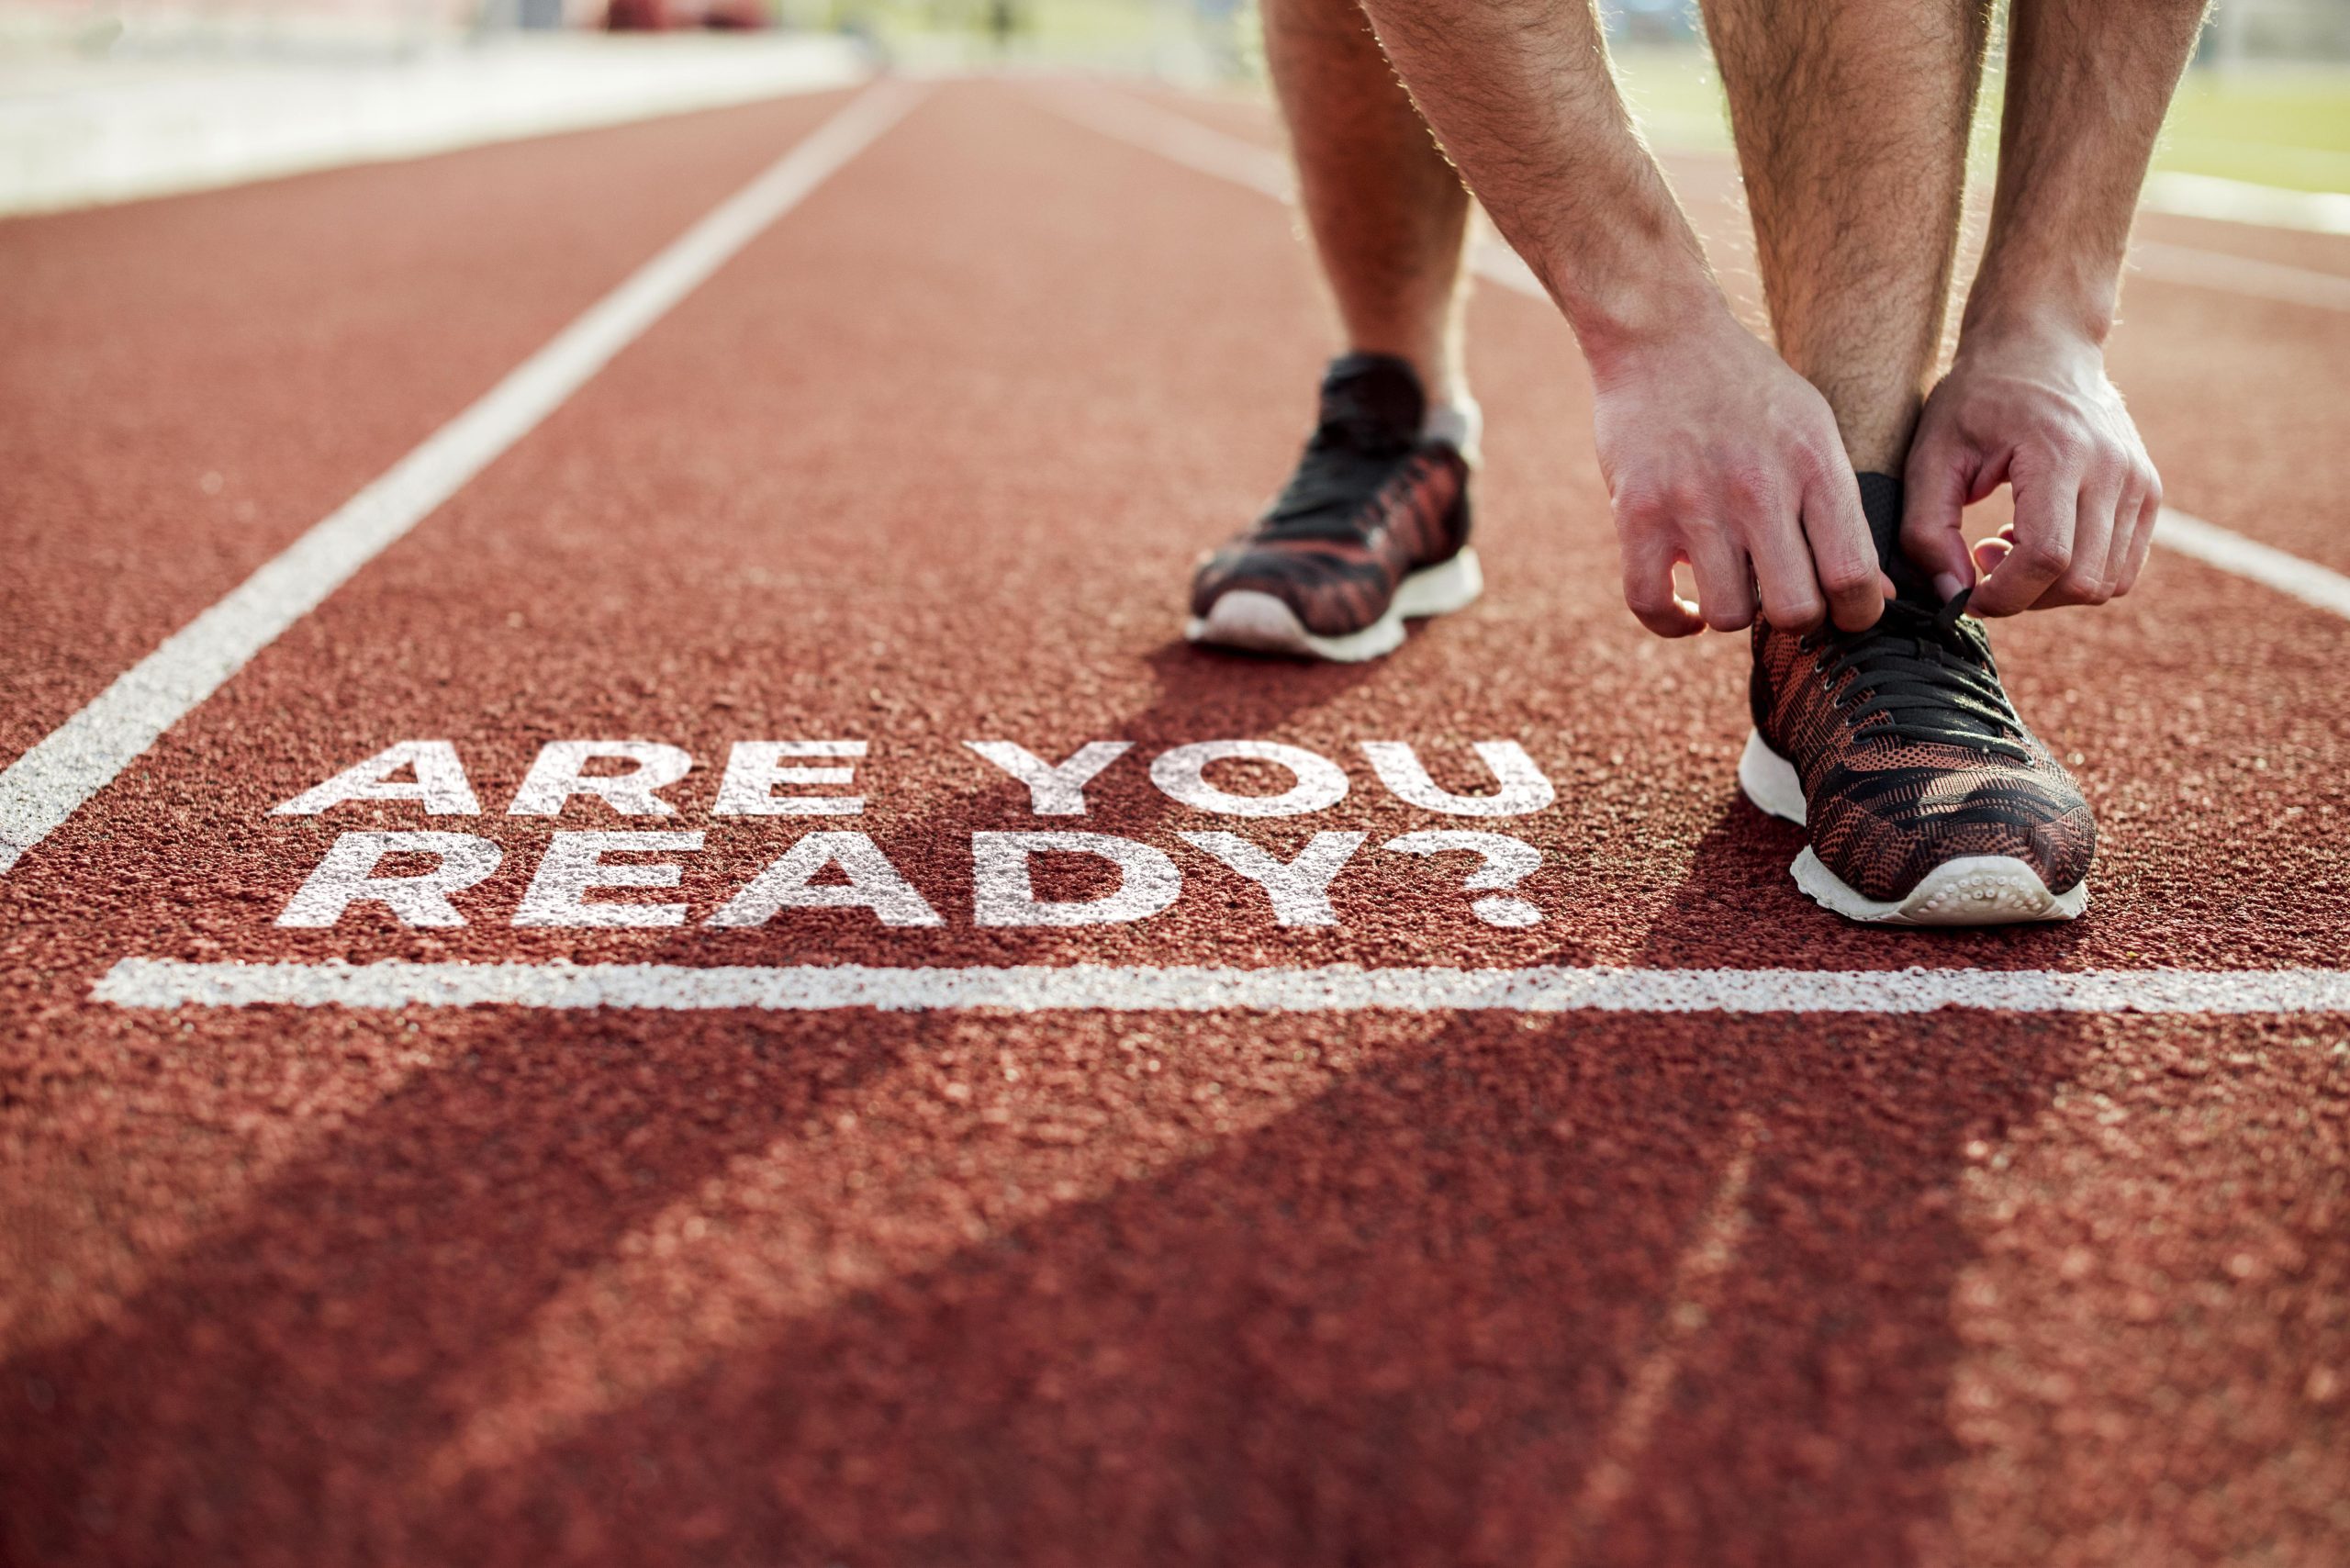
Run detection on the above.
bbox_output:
[1261,395,1416,540]
[1800,589,2031,762]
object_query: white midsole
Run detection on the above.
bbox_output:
[1736,728,1809,825]
[1186,547,1483,664]
[1737,729,2087,925]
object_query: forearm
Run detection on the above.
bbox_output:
[1967,0,2209,344]
[1352,0,1726,372]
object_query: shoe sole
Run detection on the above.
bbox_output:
[1184,548,1483,664]
[1736,730,2088,926]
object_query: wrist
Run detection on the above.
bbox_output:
[1958,266,2119,352]
[1501,158,1729,380]
[1950,304,2110,377]
[1570,267,1741,385]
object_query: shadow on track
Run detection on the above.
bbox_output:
[1626,795,2096,970]
[396,1006,2099,1566]
[4,1000,2102,1566]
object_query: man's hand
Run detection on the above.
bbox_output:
[1593,306,1892,638]
[1902,323,2162,616]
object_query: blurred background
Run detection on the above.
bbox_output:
[0,0,2344,214]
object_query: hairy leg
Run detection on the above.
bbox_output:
[1263,0,1472,408]
[1702,0,1989,474]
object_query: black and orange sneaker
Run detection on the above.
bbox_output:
[1738,475,2095,924]
[1187,353,1478,662]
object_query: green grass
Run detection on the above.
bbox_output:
[2157,71,2350,191]
[1609,45,2350,195]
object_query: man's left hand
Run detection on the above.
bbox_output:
[1900,324,2162,615]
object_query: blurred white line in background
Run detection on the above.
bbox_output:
[2140,171,2350,238]
[0,34,870,215]
[1048,84,2350,316]
[2128,240,2350,311]
[2155,510,2350,621]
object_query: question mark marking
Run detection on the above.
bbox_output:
[1382,830,1544,927]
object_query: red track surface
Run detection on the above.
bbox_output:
[3,80,2347,1566]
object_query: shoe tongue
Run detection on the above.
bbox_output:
[1857,471,1941,609]
[1318,353,1427,446]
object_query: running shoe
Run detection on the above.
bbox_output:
[1739,481,2095,924]
[1187,353,1479,662]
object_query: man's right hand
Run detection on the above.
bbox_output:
[1589,306,1891,639]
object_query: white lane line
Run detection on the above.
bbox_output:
[1546,1114,1759,1560]
[90,958,2350,1014]
[0,80,925,879]
[1039,84,1551,302]
[1042,84,1291,199]
[1046,87,2350,629]
[2140,171,2350,240]
[1046,86,2350,316]
[2130,241,2350,314]
[2156,509,2350,621]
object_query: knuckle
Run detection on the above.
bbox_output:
[2042,425,2092,466]
[2016,538,2074,577]
[1789,442,1833,483]
[1830,599,1884,632]
[1613,492,1662,530]
[1612,482,1671,526]
[1818,557,1875,595]
[1774,597,1826,633]
[1662,479,1707,518]
[1723,462,1777,509]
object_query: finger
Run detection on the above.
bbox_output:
[2104,465,2158,596]
[2115,488,2163,597]
[1900,431,1981,601]
[1800,465,1886,632]
[1621,537,1706,638]
[1970,464,2080,616]
[2099,480,2144,595]
[1684,525,1758,633]
[2033,476,2121,609]
[1746,498,1827,633]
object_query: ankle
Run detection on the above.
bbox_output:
[1422,395,1483,466]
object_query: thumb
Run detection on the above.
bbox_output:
[1901,432,1979,602]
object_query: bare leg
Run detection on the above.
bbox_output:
[1263,0,1472,410]
[1702,0,1989,474]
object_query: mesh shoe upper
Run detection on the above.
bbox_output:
[1751,591,2097,903]
[1190,353,1470,639]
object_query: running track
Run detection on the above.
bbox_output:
[3,78,2346,1566]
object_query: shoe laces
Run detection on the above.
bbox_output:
[1262,384,1420,538]
[1801,589,2031,763]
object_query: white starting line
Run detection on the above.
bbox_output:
[90,958,2350,1014]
